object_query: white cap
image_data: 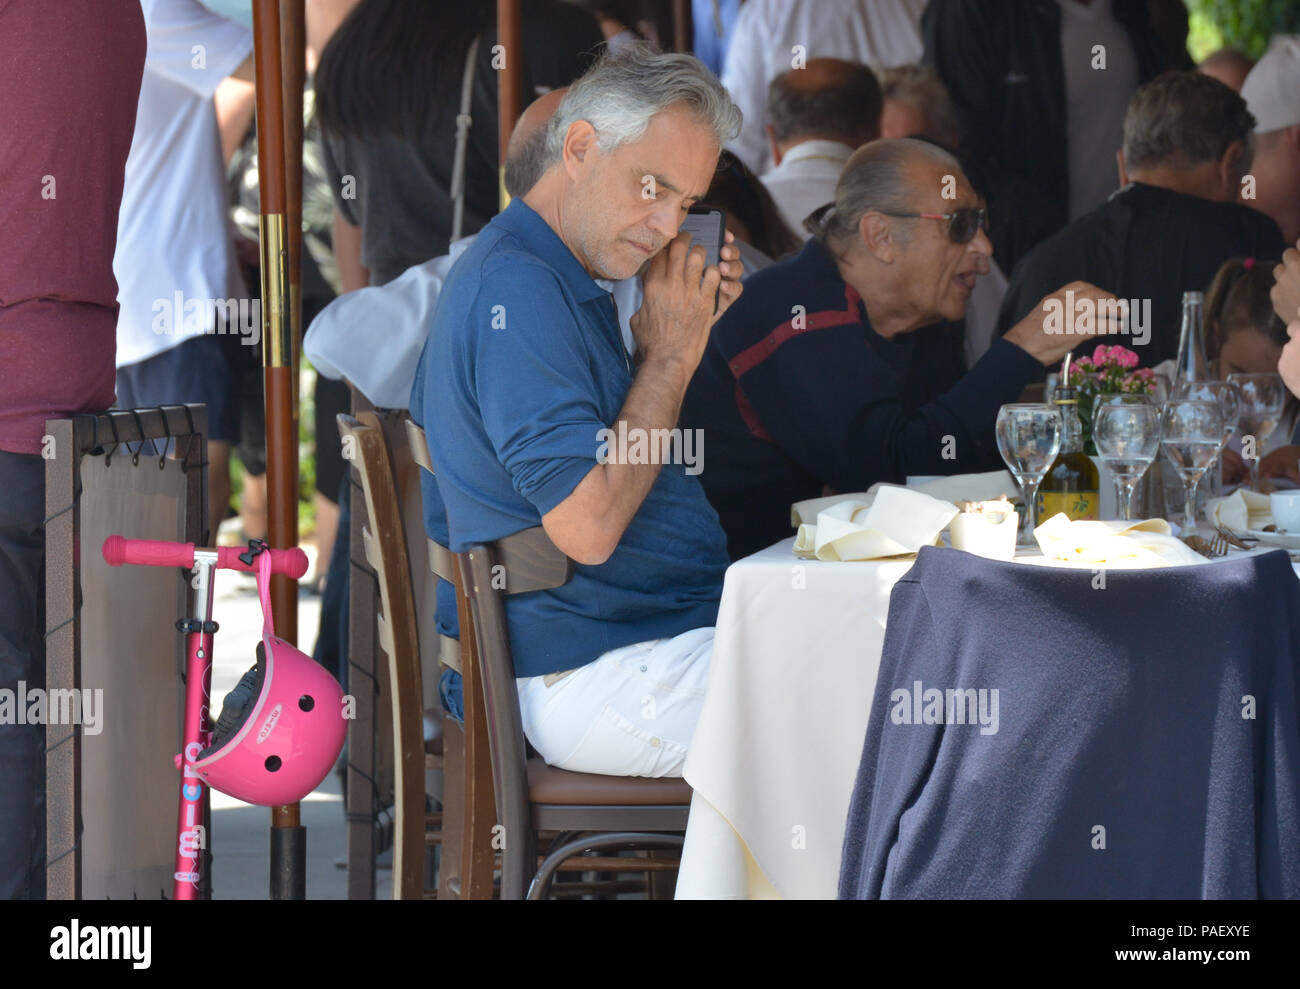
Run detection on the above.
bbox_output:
[1242,35,1300,133]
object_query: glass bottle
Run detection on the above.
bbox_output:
[1038,385,1100,520]
[1172,291,1208,389]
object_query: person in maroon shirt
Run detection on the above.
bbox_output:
[0,0,145,899]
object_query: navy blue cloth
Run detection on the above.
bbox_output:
[839,545,1300,899]
[409,198,728,679]
[680,236,1043,560]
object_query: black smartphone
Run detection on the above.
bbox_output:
[678,206,725,312]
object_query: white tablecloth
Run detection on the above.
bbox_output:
[675,537,1300,899]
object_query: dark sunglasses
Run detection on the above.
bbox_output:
[880,206,989,245]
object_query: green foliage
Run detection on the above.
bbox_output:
[1186,0,1300,61]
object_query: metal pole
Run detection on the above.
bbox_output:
[497,0,523,209]
[252,0,305,900]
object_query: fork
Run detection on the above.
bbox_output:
[1215,524,1258,549]
[1207,532,1229,558]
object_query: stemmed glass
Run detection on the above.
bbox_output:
[1160,400,1225,532]
[1093,397,1161,521]
[1227,372,1285,491]
[1172,379,1240,494]
[996,404,1063,546]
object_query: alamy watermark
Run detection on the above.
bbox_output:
[0,682,103,735]
[1042,292,1150,348]
[595,422,704,476]
[888,679,999,735]
[151,291,261,347]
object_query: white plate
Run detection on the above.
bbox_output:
[1245,528,1300,551]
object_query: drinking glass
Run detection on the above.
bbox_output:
[1228,372,1285,491]
[1172,379,1241,494]
[1093,397,1161,521]
[996,404,1063,546]
[1160,400,1225,531]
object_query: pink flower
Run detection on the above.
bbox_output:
[1093,344,1109,363]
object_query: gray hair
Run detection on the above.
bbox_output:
[504,123,549,197]
[877,64,959,145]
[542,43,741,168]
[1122,71,1255,175]
[808,138,961,248]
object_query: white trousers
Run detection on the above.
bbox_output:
[516,627,714,778]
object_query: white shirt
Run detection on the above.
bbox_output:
[305,239,777,409]
[760,139,853,237]
[1056,0,1138,222]
[721,0,928,174]
[114,0,252,368]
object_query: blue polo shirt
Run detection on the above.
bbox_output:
[409,198,728,679]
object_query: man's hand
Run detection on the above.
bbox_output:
[1004,281,1125,365]
[1221,446,1248,485]
[1272,246,1300,325]
[1281,321,1300,399]
[630,229,743,376]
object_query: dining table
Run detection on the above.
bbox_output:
[673,532,1300,899]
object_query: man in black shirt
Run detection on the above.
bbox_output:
[997,71,1287,368]
[681,139,1117,560]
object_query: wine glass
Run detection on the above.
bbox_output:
[1093,397,1161,521]
[1172,379,1241,494]
[1228,372,1285,491]
[1160,400,1225,532]
[996,404,1063,546]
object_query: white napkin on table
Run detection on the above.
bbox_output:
[793,485,959,561]
[1032,513,1208,567]
[880,470,1017,505]
[1208,489,1272,533]
[790,470,1017,528]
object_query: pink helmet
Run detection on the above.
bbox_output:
[192,549,346,805]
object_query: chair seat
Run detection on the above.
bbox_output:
[527,758,693,806]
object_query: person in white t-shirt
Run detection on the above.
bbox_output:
[759,58,879,238]
[721,0,928,175]
[113,0,253,539]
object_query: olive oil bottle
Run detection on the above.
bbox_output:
[1038,385,1099,520]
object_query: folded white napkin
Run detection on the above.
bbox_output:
[1032,513,1208,567]
[790,470,1017,528]
[793,485,959,561]
[1208,489,1272,533]
[885,470,1017,504]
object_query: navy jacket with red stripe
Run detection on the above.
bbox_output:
[680,236,1044,561]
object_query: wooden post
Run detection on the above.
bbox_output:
[252,0,306,900]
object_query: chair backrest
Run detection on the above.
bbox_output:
[404,419,574,898]
[336,411,424,899]
[405,418,505,898]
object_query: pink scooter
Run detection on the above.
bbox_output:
[102,536,345,900]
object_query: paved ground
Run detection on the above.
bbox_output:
[205,543,392,900]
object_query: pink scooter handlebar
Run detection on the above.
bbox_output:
[102,536,308,579]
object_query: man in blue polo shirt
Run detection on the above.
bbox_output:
[410,46,743,778]
[681,138,1121,560]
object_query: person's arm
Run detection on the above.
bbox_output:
[739,282,1116,490]
[214,75,256,166]
[1280,321,1300,400]
[718,3,767,174]
[1272,246,1300,326]
[332,207,368,292]
[541,234,743,564]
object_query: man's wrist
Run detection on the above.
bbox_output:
[636,351,697,391]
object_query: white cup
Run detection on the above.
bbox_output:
[1269,491,1300,533]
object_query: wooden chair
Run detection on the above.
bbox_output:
[403,420,499,899]
[403,421,693,900]
[337,412,442,899]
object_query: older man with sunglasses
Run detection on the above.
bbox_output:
[680,138,1116,561]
